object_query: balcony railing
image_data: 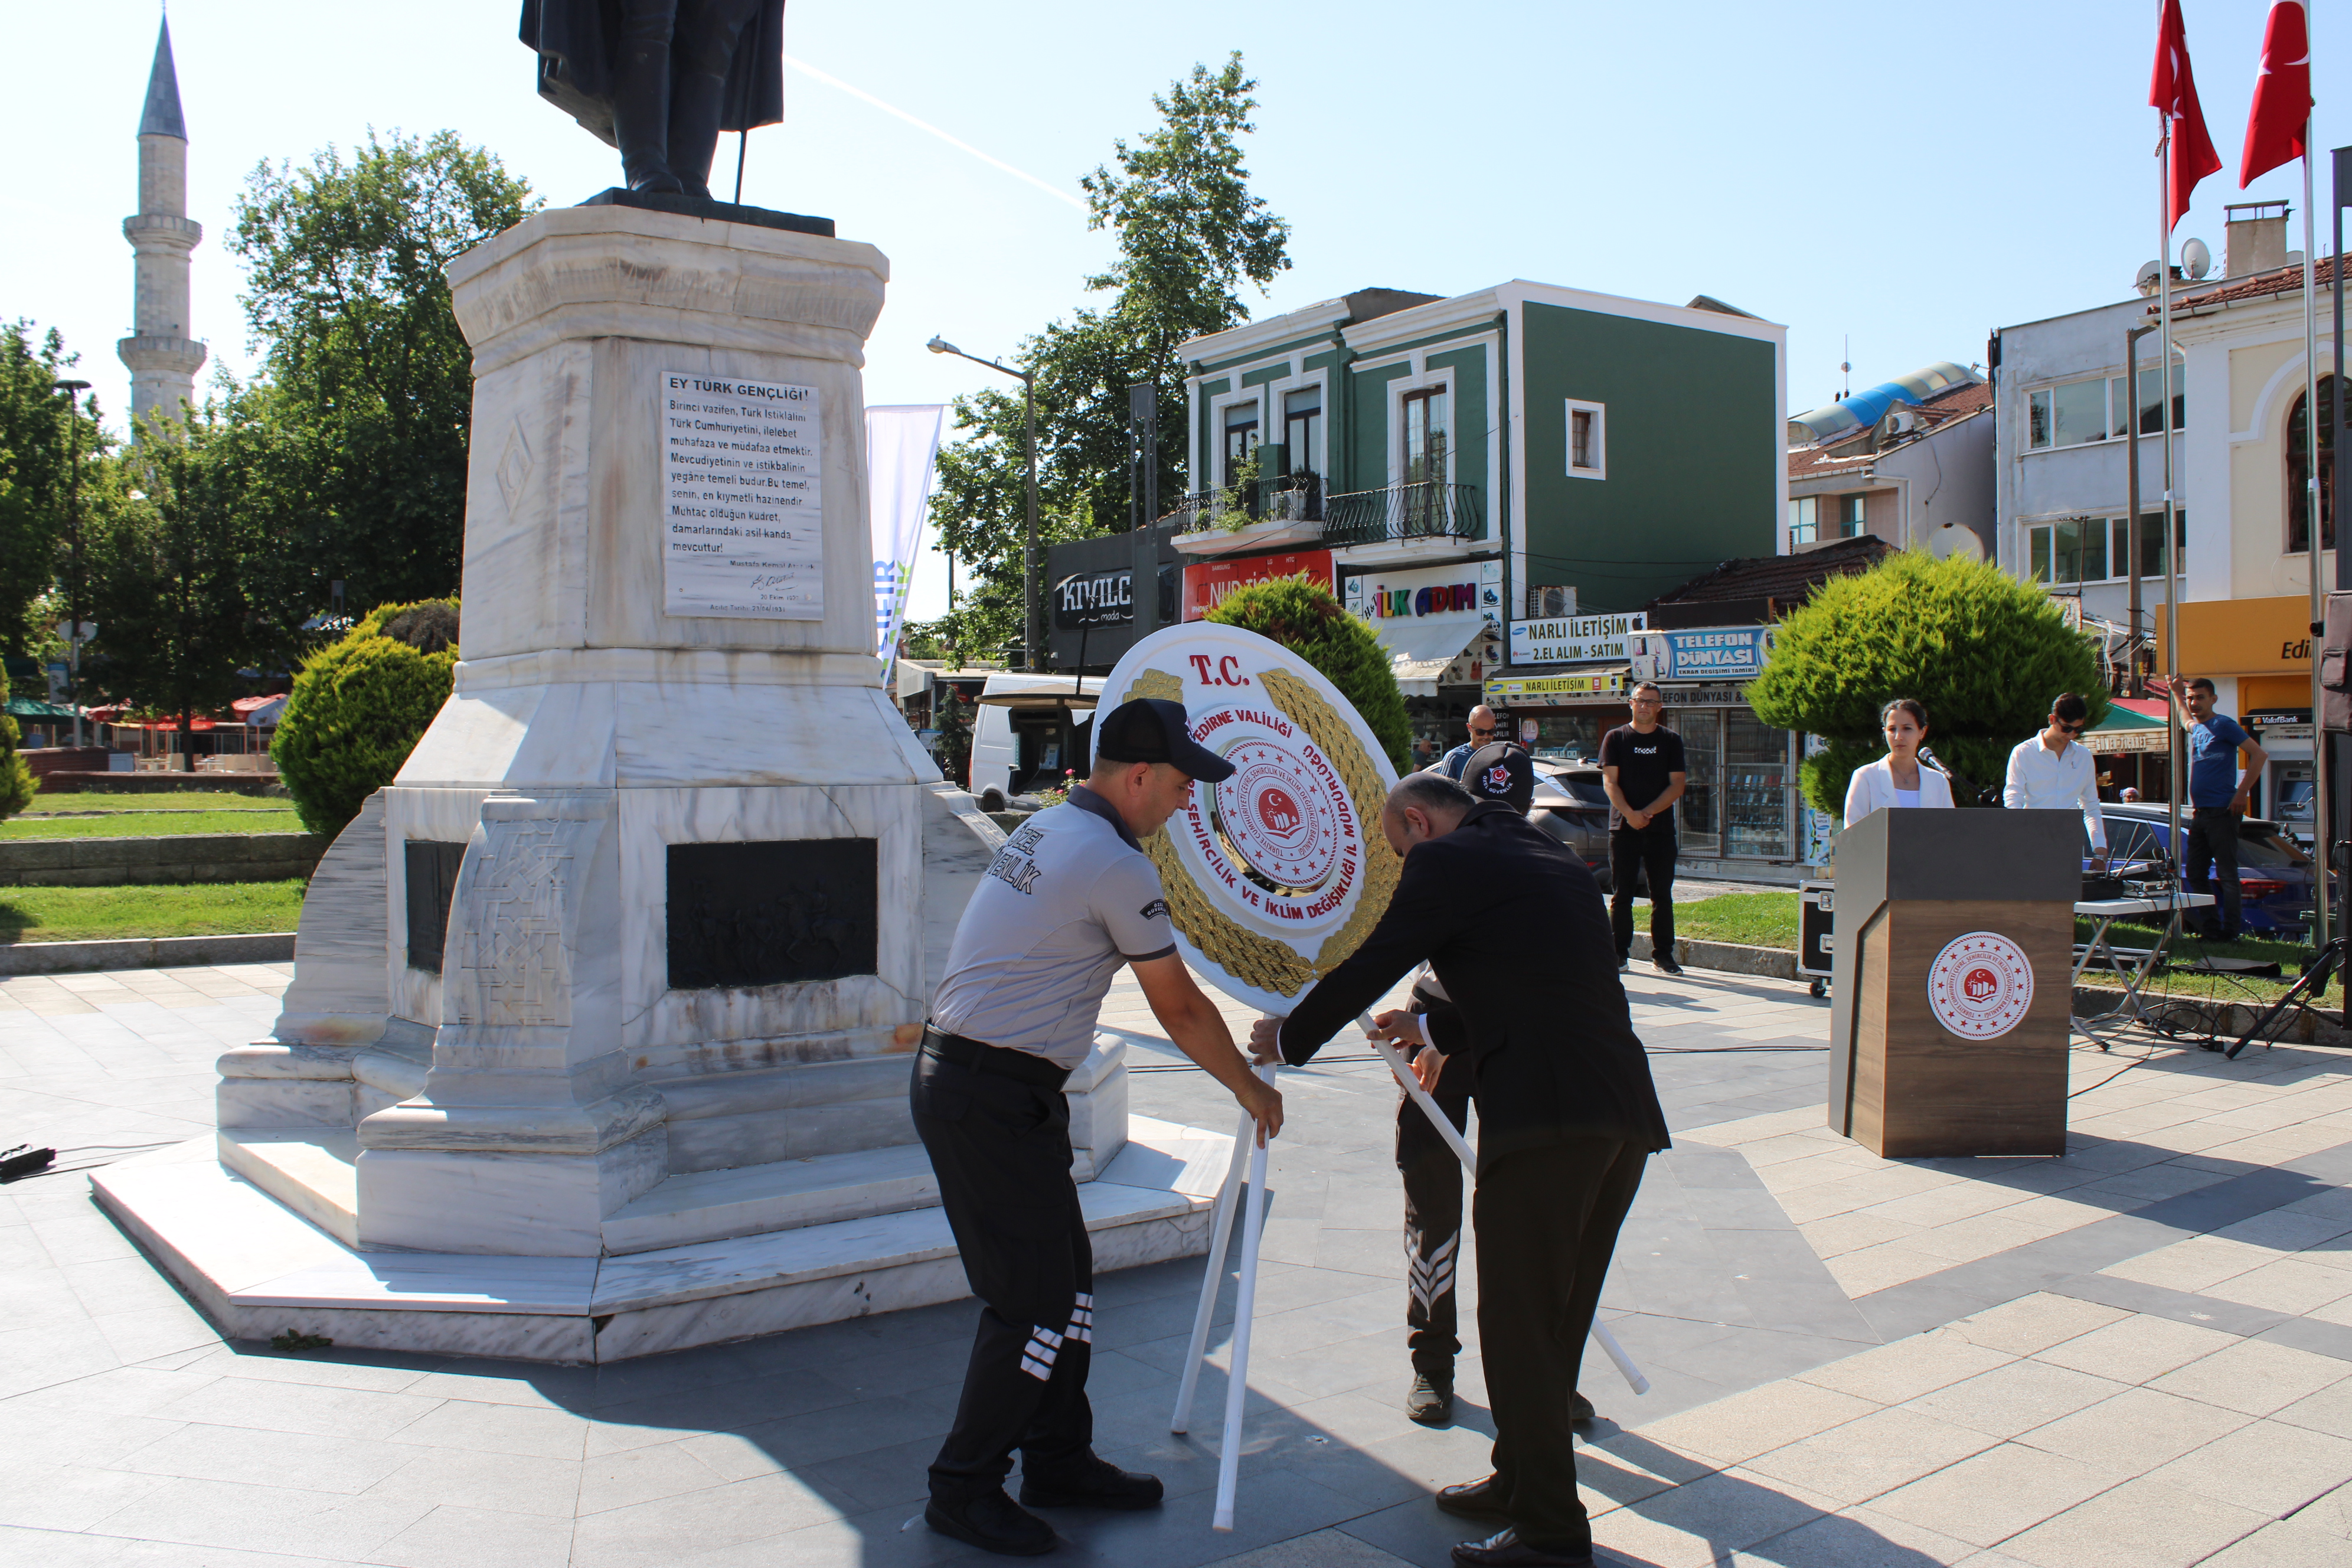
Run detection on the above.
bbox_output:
[1159,475,1325,535]
[1320,481,1482,548]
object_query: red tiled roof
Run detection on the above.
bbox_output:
[1647,535,1894,609]
[2165,253,2344,312]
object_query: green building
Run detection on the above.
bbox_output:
[1174,282,1786,765]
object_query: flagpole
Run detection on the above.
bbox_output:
[2162,107,2185,890]
[2308,78,2332,948]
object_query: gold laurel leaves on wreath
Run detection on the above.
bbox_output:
[1119,666,1401,998]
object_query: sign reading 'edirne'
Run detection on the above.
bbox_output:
[660,371,825,619]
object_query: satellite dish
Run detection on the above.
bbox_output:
[1928,521,1985,563]
[2183,237,2213,280]
[2136,260,2164,293]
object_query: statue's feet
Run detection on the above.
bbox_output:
[627,166,687,196]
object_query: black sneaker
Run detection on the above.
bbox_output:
[1018,1455,1163,1511]
[1654,950,1684,976]
[1569,1389,1596,1425]
[925,1489,1058,1555]
[1407,1371,1455,1425]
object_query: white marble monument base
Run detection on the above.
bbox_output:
[93,1115,1234,1364]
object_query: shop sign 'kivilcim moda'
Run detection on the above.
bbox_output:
[1053,570,1133,630]
[1181,550,1336,622]
[1507,611,1645,665]
[1628,626,1773,682]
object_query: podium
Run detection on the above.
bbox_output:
[1827,809,2080,1158]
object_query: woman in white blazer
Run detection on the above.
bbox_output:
[1843,698,1955,825]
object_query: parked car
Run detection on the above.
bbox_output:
[1530,760,1615,892]
[2086,803,2336,939]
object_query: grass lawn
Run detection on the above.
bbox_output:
[1674,893,1800,949]
[0,881,306,942]
[0,811,308,840]
[20,790,291,815]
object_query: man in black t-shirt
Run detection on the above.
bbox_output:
[1599,684,1688,976]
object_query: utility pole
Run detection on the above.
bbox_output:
[928,337,1040,669]
[54,380,92,749]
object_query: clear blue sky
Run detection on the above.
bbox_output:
[5,1,2345,623]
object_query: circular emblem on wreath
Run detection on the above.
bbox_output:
[1926,930,2035,1040]
[1213,740,1347,892]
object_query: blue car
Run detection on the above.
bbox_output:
[2085,803,2336,940]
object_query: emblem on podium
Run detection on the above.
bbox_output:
[1927,930,2035,1040]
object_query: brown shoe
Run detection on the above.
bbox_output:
[1450,1527,1595,1566]
[1435,1474,1512,1520]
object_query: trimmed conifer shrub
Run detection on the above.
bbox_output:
[1204,578,1413,772]
[0,661,34,821]
[272,599,459,838]
[1745,551,2106,814]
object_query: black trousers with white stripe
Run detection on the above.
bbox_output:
[911,1048,1097,1503]
[1397,1085,1472,1378]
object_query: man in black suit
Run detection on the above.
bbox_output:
[1252,773,1669,1568]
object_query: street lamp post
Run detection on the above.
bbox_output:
[928,336,1040,670]
[54,380,92,749]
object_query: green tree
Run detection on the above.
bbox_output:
[85,407,311,766]
[923,54,1292,661]
[1744,551,2109,814]
[271,598,458,838]
[0,322,111,656]
[231,130,535,614]
[1204,578,1411,772]
[0,658,35,820]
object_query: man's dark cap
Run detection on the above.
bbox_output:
[1095,697,1236,782]
[1461,741,1534,814]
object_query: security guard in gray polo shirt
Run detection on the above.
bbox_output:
[915,697,1285,1556]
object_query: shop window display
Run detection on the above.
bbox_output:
[1723,708,1794,859]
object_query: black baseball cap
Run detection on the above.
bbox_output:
[1461,741,1534,814]
[1094,698,1236,782]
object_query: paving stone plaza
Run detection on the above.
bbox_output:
[6,960,2352,1566]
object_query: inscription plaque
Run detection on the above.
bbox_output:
[660,370,824,619]
[667,839,878,991]
[403,839,468,974]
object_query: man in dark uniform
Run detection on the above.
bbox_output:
[915,698,1283,1556]
[1253,772,1668,1568]
[1397,741,1536,1426]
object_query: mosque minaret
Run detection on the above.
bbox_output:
[118,16,205,435]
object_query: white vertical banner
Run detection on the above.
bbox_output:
[866,404,948,661]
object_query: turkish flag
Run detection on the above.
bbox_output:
[2241,1,2312,187]
[2151,0,2223,232]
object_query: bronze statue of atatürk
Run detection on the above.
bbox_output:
[521,1,786,200]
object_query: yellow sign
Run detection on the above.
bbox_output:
[2154,596,2312,677]
[1484,670,1625,703]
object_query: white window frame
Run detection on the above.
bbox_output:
[2025,358,2185,453]
[2023,512,2187,584]
[1384,370,1457,489]
[1211,388,1266,489]
[1564,398,1606,480]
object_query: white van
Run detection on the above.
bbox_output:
[968,673,1104,808]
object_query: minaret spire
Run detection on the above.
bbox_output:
[119,13,205,436]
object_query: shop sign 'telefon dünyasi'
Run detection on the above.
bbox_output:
[1628,626,1773,681]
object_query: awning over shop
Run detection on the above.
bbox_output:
[1378,618,1484,697]
[2082,702,2171,754]
[3,697,79,719]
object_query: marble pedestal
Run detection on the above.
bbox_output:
[96,202,1226,1360]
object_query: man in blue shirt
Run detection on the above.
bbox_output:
[2160,675,2269,942]
[1435,705,1500,780]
